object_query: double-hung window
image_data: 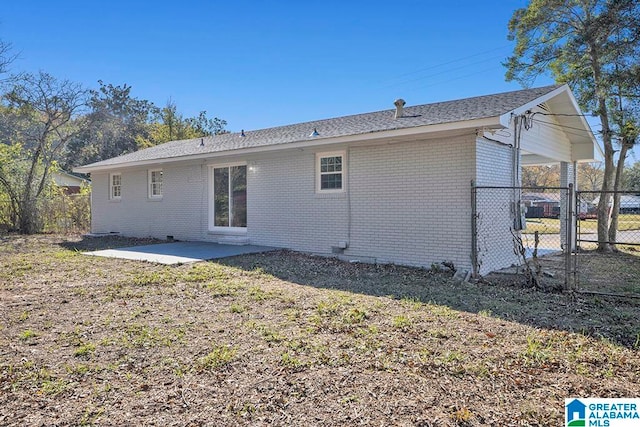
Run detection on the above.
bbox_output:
[317,151,345,192]
[110,173,121,200]
[148,169,163,199]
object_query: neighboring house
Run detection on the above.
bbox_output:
[620,195,640,214]
[75,85,598,275]
[591,194,640,214]
[522,193,561,218]
[53,171,90,195]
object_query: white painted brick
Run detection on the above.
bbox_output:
[90,133,517,274]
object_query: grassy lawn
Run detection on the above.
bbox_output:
[525,214,640,234]
[1,235,639,426]
[575,248,640,295]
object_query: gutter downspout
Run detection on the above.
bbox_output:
[512,114,524,230]
[347,147,352,247]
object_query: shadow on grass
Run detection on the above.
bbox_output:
[51,236,639,349]
[219,250,640,349]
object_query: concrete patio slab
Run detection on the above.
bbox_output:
[84,241,277,265]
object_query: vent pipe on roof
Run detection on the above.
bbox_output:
[394,99,406,119]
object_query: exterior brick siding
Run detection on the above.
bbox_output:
[474,138,520,275]
[345,135,475,270]
[89,131,556,276]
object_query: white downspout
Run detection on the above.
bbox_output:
[347,147,352,247]
[512,114,524,230]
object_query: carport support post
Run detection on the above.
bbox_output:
[560,162,576,289]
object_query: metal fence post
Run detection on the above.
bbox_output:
[573,187,580,290]
[471,180,478,278]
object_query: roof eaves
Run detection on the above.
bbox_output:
[498,84,566,127]
[73,116,502,173]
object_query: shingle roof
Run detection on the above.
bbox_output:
[77,85,560,170]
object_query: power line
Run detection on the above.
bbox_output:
[384,53,510,88]
[531,119,597,141]
[533,111,597,118]
[389,44,512,79]
[412,65,504,91]
[531,118,596,135]
[374,44,512,88]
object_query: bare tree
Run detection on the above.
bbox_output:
[578,162,604,192]
[521,165,560,189]
[0,72,88,233]
[0,39,18,82]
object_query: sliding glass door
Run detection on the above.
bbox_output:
[211,165,247,230]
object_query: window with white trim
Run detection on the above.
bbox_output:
[316,151,345,192]
[110,173,121,200]
[148,169,163,199]
[209,164,247,230]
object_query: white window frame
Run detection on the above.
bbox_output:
[208,162,248,234]
[109,173,121,200]
[148,169,163,199]
[316,151,346,193]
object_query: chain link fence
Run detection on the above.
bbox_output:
[0,193,90,234]
[472,184,640,297]
[574,190,640,297]
[472,185,571,290]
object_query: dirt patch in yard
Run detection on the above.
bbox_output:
[1,234,639,426]
[574,249,640,296]
[224,250,639,348]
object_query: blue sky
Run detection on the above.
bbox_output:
[1,0,555,132]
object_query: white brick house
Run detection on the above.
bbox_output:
[75,85,598,275]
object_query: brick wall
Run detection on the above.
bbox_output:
[90,133,518,274]
[90,164,210,241]
[247,150,348,253]
[344,135,475,270]
[474,138,521,275]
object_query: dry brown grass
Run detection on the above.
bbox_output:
[1,234,639,426]
[574,249,640,296]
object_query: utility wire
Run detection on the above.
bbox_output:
[534,112,597,118]
[531,120,597,141]
[383,53,509,88]
[531,118,598,135]
[412,65,504,91]
[387,44,512,80]
[374,45,512,88]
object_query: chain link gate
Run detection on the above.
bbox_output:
[573,190,640,298]
[472,183,572,289]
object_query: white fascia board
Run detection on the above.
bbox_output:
[54,171,90,184]
[498,84,599,149]
[498,85,569,127]
[73,116,501,173]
